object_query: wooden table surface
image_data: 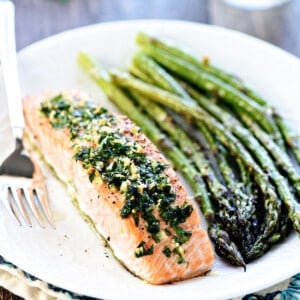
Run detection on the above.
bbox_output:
[1,0,300,299]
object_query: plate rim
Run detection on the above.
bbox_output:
[18,19,300,62]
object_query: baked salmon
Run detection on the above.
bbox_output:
[23,92,214,284]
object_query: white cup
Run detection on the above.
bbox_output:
[209,0,292,44]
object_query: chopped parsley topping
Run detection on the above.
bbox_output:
[163,246,171,258]
[134,241,154,258]
[40,94,193,263]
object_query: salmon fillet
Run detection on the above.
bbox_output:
[23,92,214,284]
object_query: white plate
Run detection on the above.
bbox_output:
[0,20,300,300]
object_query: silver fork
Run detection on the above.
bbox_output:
[0,1,55,228]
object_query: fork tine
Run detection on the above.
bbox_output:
[0,185,22,226]
[34,188,56,229]
[9,187,32,227]
[30,155,56,229]
[23,188,45,228]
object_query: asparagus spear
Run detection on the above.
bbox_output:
[196,120,275,257]
[139,45,277,135]
[78,51,246,267]
[209,223,246,268]
[239,112,300,196]
[137,32,300,155]
[132,53,190,98]
[189,123,284,256]
[187,122,258,254]
[136,31,267,107]
[128,64,155,84]
[110,72,300,236]
[185,84,300,198]
[273,111,300,165]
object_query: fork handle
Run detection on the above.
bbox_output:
[0,1,24,139]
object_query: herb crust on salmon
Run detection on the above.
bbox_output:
[23,92,214,284]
